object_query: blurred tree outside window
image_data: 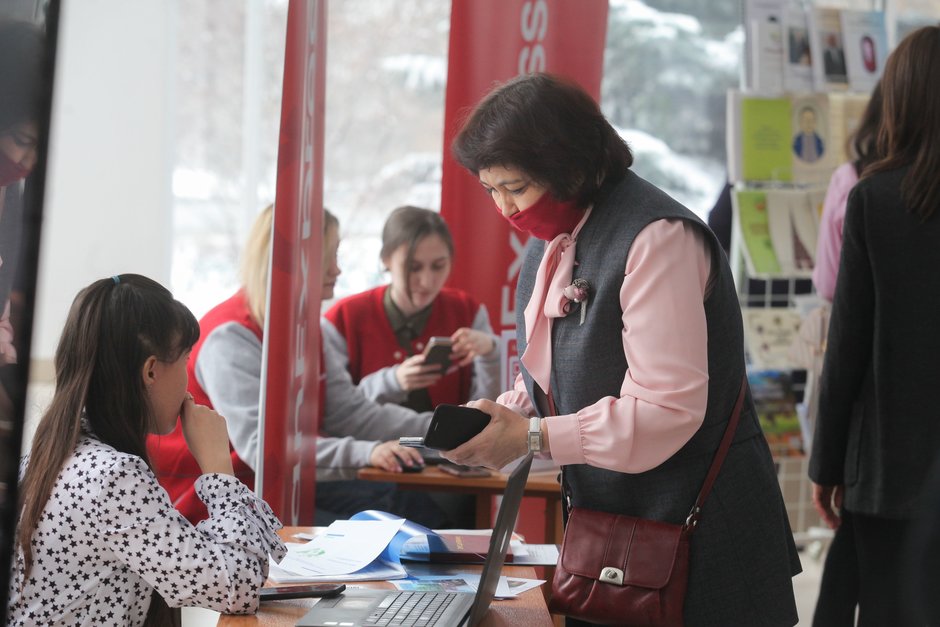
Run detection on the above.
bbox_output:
[169,0,802,311]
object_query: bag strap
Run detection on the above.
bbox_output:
[684,376,748,532]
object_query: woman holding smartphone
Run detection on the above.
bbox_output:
[323,206,501,412]
[148,206,437,526]
[444,73,800,626]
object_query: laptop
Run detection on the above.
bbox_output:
[296,453,535,627]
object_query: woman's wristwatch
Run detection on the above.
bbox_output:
[527,416,543,453]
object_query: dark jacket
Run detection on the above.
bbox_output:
[810,166,940,518]
[517,171,800,626]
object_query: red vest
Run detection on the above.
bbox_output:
[324,286,478,407]
[146,291,259,523]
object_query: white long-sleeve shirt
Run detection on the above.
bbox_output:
[8,431,286,626]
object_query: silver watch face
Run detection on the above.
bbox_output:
[528,432,542,452]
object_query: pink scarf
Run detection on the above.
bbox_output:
[520,207,592,393]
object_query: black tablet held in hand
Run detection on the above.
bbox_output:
[422,404,491,451]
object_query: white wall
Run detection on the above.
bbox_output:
[32,0,177,365]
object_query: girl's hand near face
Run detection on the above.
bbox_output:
[370,441,424,472]
[395,354,443,391]
[441,399,530,470]
[450,328,496,367]
[180,394,235,476]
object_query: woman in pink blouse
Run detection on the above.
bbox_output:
[8,275,286,626]
[446,73,800,626]
[813,81,883,302]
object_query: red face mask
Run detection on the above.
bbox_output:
[0,152,31,187]
[505,192,584,241]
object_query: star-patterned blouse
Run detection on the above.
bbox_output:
[7,428,287,626]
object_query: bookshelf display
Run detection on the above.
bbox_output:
[733,0,892,536]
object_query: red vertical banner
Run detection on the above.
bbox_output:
[440,0,609,392]
[261,0,327,525]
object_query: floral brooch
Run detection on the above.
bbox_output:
[562,278,591,325]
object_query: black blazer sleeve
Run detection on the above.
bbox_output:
[809,184,875,485]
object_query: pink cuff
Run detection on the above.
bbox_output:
[544,413,585,466]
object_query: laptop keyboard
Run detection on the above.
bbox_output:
[363,591,459,626]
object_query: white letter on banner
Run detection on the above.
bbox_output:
[518,0,548,74]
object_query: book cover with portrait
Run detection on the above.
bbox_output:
[782,5,814,92]
[840,9,887,93]
[790,94,836,185]
[808,7,849,91]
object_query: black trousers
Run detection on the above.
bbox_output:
[815,510,917,627]
[813,509,859,627]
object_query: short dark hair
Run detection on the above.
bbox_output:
[451,73,633,207]
[0,20,46,131]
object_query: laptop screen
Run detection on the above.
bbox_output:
[465,452,533,627]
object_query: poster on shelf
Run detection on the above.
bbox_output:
[743,0,787,91]
[742,309,803,370]
[808,7,849,91]
[827,91,872,164]
[750,18,785,94]
[735,93,792,182]
[839,10,887,93]
[728,91,839,186]
[766,189,818,276]
[790,93,836,186]
[782,5,814,92]
[746,368,803,456]
[733,189,781,276]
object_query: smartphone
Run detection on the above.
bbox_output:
[422,336,453,372]
[259,583,346,601]
[438,462,491,478]
[422,404,491,451]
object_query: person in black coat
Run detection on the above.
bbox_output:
[809,25,940,626]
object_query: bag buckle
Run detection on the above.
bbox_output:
[599,566,624,585]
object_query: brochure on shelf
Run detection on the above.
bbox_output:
[743,309,804,370]
[733,189,781,276]
[808,7,849,91]
[840,9,888,93]
[743,0,788,90]
[728,91,838,186]
[827,91,873,165]
[766,189,818,275]
[782,5,814,92]
[750,19,785,94]
[747,368,803,456]
[790,92,836,186]
[744,95,793,182]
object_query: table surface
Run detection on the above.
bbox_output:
[356,465,561,496]
[215,527,554,627]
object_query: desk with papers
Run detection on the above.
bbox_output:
[214,527,554,627]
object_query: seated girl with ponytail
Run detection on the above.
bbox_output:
[7,274,286,626]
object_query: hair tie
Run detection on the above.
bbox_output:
[111,275,121,285]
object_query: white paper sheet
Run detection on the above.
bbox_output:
[274,519,405,579]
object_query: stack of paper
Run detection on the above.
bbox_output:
[269,518,410,583]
